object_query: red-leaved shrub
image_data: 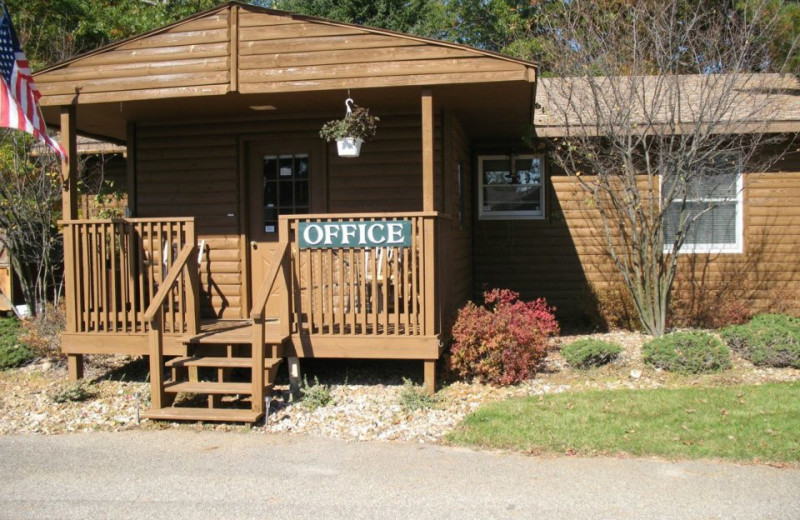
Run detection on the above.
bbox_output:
[450,289,559,385]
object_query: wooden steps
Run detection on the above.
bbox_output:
[142,407,262,423]
[145,318,286,425]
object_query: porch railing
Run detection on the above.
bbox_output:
[60,217,199,335]
[283,212,447,337]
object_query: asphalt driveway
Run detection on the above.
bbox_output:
[0,430,798,519]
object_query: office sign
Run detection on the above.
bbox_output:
[298,220,411,249]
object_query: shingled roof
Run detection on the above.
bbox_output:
[534,73,800,137]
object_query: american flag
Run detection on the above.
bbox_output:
[0,2,66,160]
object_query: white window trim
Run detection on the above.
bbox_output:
[478,154,546,220]
[663,169,744,255]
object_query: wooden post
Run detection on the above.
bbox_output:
[125,121,137,216]
[60,106,78,220]
[61,106,82,380]
[279,217,291,337]
[288,357,301,393]
[424,360,436,395]
[185,220,199,335]
[251,316,266,414]
[421,89,435,212]
[148,309,166,410]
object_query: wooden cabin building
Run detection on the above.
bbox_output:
[33,2,799,423]
[33,2,536,422]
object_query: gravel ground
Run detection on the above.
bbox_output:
[1,331,798,441]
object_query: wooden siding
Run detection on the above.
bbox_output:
[441,113,473,321]
[327,114,442,212]
[473,160,800,320]
[237,6,530,94]
[135,113,440,319]
[37,11,231,106]
[135,122,240,319]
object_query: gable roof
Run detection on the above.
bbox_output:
[535,74,800,137]
[34,1,536,107]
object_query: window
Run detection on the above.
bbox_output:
[261,154,309,234]
[478,154,545,219]
[663,156,743,254]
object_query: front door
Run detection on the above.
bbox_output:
[248,140,324,318]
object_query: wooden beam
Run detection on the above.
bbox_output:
[230,4,239,92]
[421,89,434,212]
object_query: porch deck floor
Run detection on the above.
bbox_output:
[183,319,284,345]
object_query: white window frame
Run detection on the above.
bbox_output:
[478,154,546,220]
[662,163,744,255]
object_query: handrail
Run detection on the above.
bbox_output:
[143,243,195,323]
[249,240,290,320]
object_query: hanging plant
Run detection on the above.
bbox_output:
[320,99,380,158]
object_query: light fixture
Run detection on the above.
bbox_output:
[249,105,277,111]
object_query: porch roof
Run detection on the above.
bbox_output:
[33,1,537,142]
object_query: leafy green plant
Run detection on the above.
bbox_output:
[0,318,35,369]
[300,375,334,410]
[52,380,94,404]
[319,104,380,142]
[399,378,437,412]
[643,331,731,374]
[562,338,623,369]
[720,314,800,368]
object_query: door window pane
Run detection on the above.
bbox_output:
[262,153,312,233]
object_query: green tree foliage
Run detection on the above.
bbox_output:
[7,0,226,70]
[266,0,455,39]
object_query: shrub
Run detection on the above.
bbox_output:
[643,331,731,374]
[300,375,334,410]
[450,289,559,385]
[0,318,35,370]
[398,378,438,412]
[18,304,65,358]
[562,338,624,369]
[669,283,752,330]
[719,314,800,368]
[52,380,94,404]
[580,283,639,332]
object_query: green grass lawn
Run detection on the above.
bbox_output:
[447,382,800,463]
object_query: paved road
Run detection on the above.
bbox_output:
[0,431,798,519]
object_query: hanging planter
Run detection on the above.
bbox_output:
[320,98,379,158]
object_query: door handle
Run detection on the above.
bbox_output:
[250,241,257,249]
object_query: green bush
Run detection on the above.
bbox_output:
[53,381,94,404]
[562,339,624,369]
[643,331,731,374]
[719,314,800,368]
[0,318,35,370]
[398,378,438,412]
[300,375,334,410]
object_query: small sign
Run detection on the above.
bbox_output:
[298,220,412,249]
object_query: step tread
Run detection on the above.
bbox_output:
[142,407,262,423]
[163,381,271,395]
[165,357,283,369]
